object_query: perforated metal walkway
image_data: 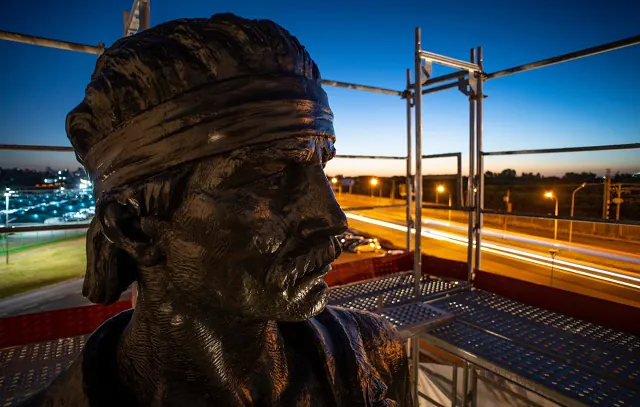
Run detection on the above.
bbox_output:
[426,290,640,407]
[2,277,638,407]
[0,335,87,406]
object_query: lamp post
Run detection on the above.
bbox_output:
[436,184,444,204]
[544,191,559,240]
[4,188,12,264]
[569,182,587,243]
[331,177,339,195]
[370,177,378,198]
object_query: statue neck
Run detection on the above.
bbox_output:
[116,290,289,406]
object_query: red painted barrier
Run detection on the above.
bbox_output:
[475,270,640,337]
[421,254,468,281]
[2,253,637,349]
[326,252,413,286]
[0,300,131,349]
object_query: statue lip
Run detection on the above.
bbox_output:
[293,264,332,292]
[287,236,338,289]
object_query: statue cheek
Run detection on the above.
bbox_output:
[250,221,286,255]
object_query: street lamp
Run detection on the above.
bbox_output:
[544,191,559,240]
[569,182,587,243]
[370,177,378,197]
[330,177,341,196]
[436,184,444,204]
[4,188,13,264]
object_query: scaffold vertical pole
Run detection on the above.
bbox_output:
[474,46,485,273]
[405,69,414,252]
[412,27,424,406]
[467,48,476,285]
[456,154,463,208]
[413,28,423,295]
[140,0,150,30]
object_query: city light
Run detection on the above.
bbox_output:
[544,191,559,240]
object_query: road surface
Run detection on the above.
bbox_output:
[337,194,640,307]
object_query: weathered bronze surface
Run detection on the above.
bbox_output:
[19,13,413,407]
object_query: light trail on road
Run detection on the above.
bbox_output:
[346,213,640,290]
[422,218,640,266]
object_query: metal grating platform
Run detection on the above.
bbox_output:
[426,290,640,407]
[328,273,459,337]
[465,290,640,353]
[329,272,462,309]
[379,302,454,338]
[0,335,87,407]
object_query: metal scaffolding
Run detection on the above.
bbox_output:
[1,5,639,405]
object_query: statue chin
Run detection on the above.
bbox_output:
[276,281,331,322]
[17,13,414,407]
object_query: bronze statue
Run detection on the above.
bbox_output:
[19,13,412,407]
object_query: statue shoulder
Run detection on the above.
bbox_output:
[322,305,406,366]
[321,306,413,405]
[324,305,403,344]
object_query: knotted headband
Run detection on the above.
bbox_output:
[82,73,335,195]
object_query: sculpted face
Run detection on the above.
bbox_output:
[158,136,348,321]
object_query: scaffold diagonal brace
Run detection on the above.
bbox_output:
[420,62,432,85]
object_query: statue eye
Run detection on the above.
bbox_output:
[223,161,287,189]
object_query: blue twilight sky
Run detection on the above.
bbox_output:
[0,0,638,177]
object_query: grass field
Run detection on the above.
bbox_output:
[0,237,86,299]
[0,235,388,300]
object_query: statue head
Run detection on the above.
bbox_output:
[66,13,348,322]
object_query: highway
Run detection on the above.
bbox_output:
[337,194,640,308]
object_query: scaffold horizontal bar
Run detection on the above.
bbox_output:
[419,50,480,72]
[485,34,640,81]
[409,71,467,89]
[481,208,640,227]
[320,79,403,96]
[0,144,74,152]
[0,30,104,55]
[341,204,407,212]
[0,31,402,98]
[420,204,462,211]
[482,142,640,156]
[421,174,460,180]
[336,154,407,160]
[422,81,458,95]
[422,152,461,159]
[0,223,89,234]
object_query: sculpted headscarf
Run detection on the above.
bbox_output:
[66,13,335,304]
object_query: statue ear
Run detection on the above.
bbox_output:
[98,199,160,267]
[83,217,136,305]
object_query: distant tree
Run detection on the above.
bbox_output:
[562,172,597,182]
[485,171,496,178]
[499,169,517,178]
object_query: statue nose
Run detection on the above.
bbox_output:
[297,170,348,240]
